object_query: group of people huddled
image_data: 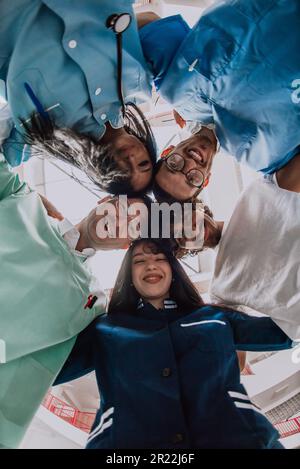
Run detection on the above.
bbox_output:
[0,0,300,449]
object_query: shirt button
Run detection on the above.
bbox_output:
[95,88,102,96]
[172,433,184,444]
[162,367,172,377]
[100,113,107,120]
[68,40,77,49]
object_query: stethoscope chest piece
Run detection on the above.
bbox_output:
[106,13,131,34]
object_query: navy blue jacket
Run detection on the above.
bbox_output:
[55,301,292,448]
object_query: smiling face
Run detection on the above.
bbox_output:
[113,133,153,192]
[131,241,172,307]
[155,127,217,201]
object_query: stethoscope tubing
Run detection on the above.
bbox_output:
[116,32,126,118]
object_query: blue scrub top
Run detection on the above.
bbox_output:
[139,1,300,174]
[0,0,153,166]
[139,15,190,90]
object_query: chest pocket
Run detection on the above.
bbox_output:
[180,319,235,352]
[9,68,65,128]
[180,19,241,86]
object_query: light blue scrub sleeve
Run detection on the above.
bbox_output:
[0,155,26,200]
[139,15,190,90]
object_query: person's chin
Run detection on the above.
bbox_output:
[143,287,163,297]
[142,282,167,299]
[176,186,196,202]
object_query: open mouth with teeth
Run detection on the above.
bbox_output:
[142,274,163,284]
[188,148,205,161]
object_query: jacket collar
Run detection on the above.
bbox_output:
[137,298,177,310]
[135,298,186,323]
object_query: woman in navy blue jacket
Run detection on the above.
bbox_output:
[55,239,292,449]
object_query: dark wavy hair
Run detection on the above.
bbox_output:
[173,201,215,259]
[108,238,204,315]
[151,172,215,258]
[22,102,157,196]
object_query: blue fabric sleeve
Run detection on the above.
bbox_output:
[54,319,97,385]
[263,145,300,174]
[225,312,293,351]
[139,15,190,90]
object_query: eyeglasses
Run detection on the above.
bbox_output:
[163,153,205,188]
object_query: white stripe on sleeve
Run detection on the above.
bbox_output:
[88,406,114,440]
[180,320,226,327]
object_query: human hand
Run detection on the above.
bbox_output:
[77,196,149,251]
[173,110,186,129]
[39,194,64,221]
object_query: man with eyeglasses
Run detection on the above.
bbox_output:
[153,126,218,203]
[136,0,300,202]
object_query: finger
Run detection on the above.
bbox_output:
[48,209,64,221]
[98,195,114,205]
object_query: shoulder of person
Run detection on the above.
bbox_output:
[183,305,227,320]
[136,11,161,29]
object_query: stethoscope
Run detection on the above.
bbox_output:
[106,13,132,118]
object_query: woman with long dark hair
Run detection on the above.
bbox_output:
[55,239,292,449]
[1,0,157,195]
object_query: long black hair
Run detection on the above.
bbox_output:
[108,238,204,315]
[22,102,157,196]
